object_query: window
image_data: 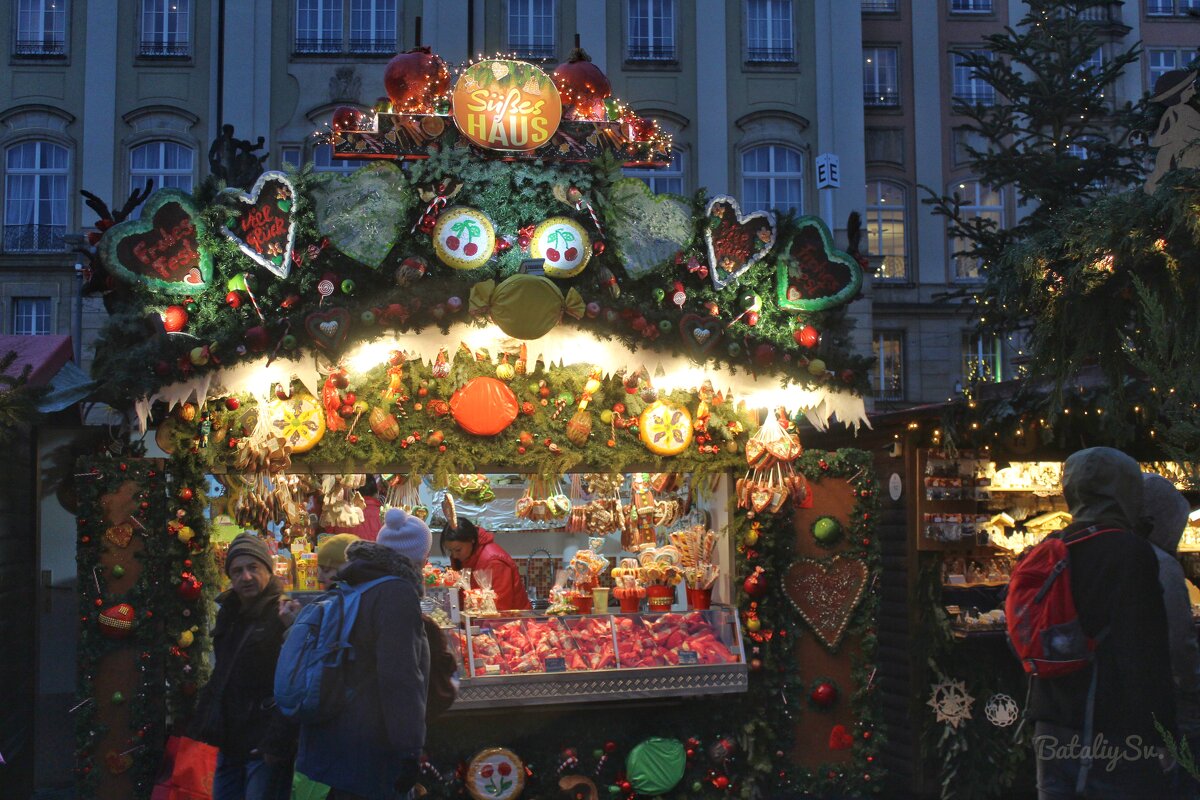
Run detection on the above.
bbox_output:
[865,181,907,281]
[129,141,194,204]
[627,0,675,61]
[962,332,1003,384]
[1148,1,1200,15]
[296,0,343,53]
[745,0,793,63]
[625,148,686,195]
[870,332,904,401]
[950,0,992,12]
[741,145,802,214]
[950,180,1002,281]
[15,0,66,56]
[140,0,190,57]
[863,47,900,107]
[350,0,396,54]
[281,147,303,169]
[4,141,68,253]
[1078,46,1104,76]
[508,0,556,60]
[952,50,995,107]
[12,298,52,336]
[1147,48,1192,91]
[312,143,360,175]
[862,0,897,12]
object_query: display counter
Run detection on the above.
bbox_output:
[443,607,747,709]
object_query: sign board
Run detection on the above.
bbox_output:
[452,59,562,152]
[889,473,903,501]
[815,153,840,189]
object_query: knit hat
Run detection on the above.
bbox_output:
[225,533,273,575]
[317,533,360,570]
[377,507,432,564]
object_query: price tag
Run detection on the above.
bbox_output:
[678,650,699,665]
[482,663,501,675]
[544,657,567,673]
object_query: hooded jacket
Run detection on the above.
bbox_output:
[193,577,296,760]
[295,541,430,797]
[1029,449,1177,751]
[1143,473,1200,736]
[453,528,532,612]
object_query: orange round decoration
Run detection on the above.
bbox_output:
[450,377,519,436]
[451,59,562,152]
[639,401,694,456]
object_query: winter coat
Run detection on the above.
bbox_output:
[1028,449,1177,758]
[193,577,296,760]
[453,528,532,612]
[295,541,430,798]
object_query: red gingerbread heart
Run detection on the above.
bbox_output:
[704,195,777,289]
[784,556,868,651]
[828,724,855,751]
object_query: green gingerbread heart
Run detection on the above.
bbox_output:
[776,215,863,312]
[606,178,695,279]
[310,161,414,268]
[99,189,212,295]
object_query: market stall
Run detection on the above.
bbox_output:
[72,48,885,800]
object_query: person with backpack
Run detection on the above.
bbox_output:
[291,509,432,799]
[193,533,296,800]
[1016,448,1177,799]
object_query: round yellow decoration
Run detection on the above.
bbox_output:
[266,393,326,453]
[466,747,526,800]
[639,401,694,457]
[531,216,591,278]
[432,206,496,270]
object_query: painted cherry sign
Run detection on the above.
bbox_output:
[220,171,298,278]
[431,207,496,270]
[530,216,591,278]
[451,59,563,153]
[99,189,212,295]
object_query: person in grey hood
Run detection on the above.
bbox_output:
[1141,472,1200,797]
[1029,448,1177,800]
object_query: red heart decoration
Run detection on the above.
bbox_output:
[783,556,868,651]
[828,724,854,750]
[304,308,351,352]
[704,196,776,289]
[105,750,134,774]
[679,314,723,361]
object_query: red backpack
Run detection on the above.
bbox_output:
[1005,526,1116,677]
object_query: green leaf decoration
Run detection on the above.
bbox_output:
[607,178,695,279]
[310,161,414,267]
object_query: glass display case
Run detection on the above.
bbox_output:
[443,607,747,708]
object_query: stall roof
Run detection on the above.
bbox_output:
[0,335,98,413]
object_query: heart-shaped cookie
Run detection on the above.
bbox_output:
[608,178,695,279]
[220,171,298,278]
[105,750,134,774]
[750,488,772,514]
[828,724,855,751]
[99,189,212,295]
[704,196,776,289]
[679,314,723,361]
[104,523,134,548]
[311,161,414,267]
[304,308,351,352]
[784,556,868,651]
[776,216,863,312]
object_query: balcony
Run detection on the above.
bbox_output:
[14,38,65,57]
[509,42,557,61]
[349,37,395,55]
[3,224,67,254]
[138,42,190,57]
[952,89,996,107]
[626,44,676,62]
[865,89,901,108]
[294,37,343,55]
[745,46,795,64]
[862,0,898,11]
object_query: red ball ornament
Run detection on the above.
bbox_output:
[178,487,194,501]
[794,324,820,349]
[810,681,838,708]
[98,603,136,639]
[713,775,729,790]
[753,343,776,367]
[552,48,612,116]
[244,325,270,353]
[383,46,450,113]
[224,396,240,411]
[743,566,767,599]
[177,574,202,602]
[331,105,364,132]
[225,291,243,309]
[162,305,188,333]
[593,240,606,255]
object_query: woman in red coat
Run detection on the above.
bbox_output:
[441,518,531,612]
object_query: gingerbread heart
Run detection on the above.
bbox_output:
[304,308,351,352]
[104,523,134,548]
[608,179,695,279]
[828,724,855,751]
[704,196,777,290]
[776,216,863,312]
[220,171,298,279]
[750,488,772,514]
[784,556,868,651]
[679,314,723,361]
[99,189,212,295]
[105,750,133,774]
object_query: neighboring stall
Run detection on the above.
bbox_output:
[72,49,888,800]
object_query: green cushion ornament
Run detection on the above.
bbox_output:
[626,737,686,795]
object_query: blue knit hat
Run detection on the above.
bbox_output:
[377,507,432,563]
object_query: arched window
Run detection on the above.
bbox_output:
[624,148,686,195]
[4,140,68,252]
[949,180,1002,281]
[864,180,907,281]
[130,141,195,200]
[312,143,360,175]
[741,144,802,214]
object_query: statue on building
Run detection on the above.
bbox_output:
[208,124,269,190]
[329,66,362,104]
[1145,70,1200,195]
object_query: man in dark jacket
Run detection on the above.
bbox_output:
[1030,448,1177,799]
[295,533,431,799]
[195,533,295,800]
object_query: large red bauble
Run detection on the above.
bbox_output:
[794,324,820,349]
[244,325,270,353]
[162,305,188,333]
[331,105,364,132]
[753,343,776,367]
[383,46,450,113]
[178,573,203,601]
[810,681,838,708]
[551,48,611,115]
[98,603,136,639]
[743,569,767,599]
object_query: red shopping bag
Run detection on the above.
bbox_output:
[151,735,218,800]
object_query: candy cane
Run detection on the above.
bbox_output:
[410,193,450,235]
[240,273,265,321]
[575,198,604,237]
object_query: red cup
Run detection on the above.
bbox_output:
[572,593,593,614]
[646,585,674,612]
[686,587,712,610]
[619,595,641,613]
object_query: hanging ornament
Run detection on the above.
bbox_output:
[531,216,592,278]
[743,566,767,599]
[395,255,429,286]
[331,105,366,132]
[495,354,516,381]
[809,680,838,709]
[794,324,821,349]
[670,281,687,310]
[431,349,451,379]
[928,680,975,729]
[432,207,496,270]
[177,573,203,601]
[811,515,843,546]
[162,305,188,333]
[383,46,451,113]
[985,693,1020,728]
[98,603,136,639]
[551,48,612,117]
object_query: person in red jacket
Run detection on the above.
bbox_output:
[441,517,531,612]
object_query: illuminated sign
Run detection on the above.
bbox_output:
[451,59,562,152]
